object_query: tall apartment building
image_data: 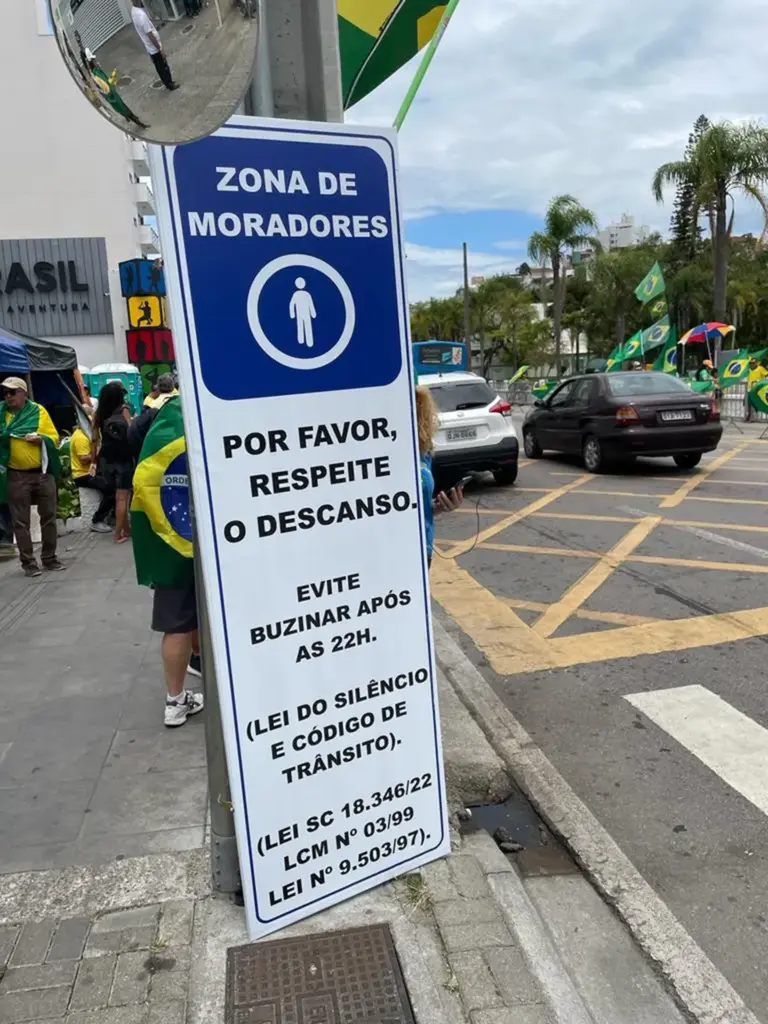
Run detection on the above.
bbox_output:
[598,214,650,251]
[0,0,160,367]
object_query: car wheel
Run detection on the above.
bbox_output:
[673,453,702,470]
[582,435,606,473]
[523,429,542,458]
[493,464,518,486]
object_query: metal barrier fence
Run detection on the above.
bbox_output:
[720,382,768,424]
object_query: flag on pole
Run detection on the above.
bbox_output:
[130,397,194,589]
[651,331,678,374]
[621,332,644,361]
[509,365,529,383]
[604,342,625,372]
[635,262,666,304]
[719,351,750,389]
[649,297,668,319]
[339,1,449,109]
[640,315,672,353]
[749,346,768,362]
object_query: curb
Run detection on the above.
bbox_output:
[433,615,762,1024]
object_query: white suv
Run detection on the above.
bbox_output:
[418,372,520,486]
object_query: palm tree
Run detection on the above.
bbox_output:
[528,195,601,372]
[652,120,768,326]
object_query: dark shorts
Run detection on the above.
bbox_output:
[151,579,198,634]
[102,461,134,492]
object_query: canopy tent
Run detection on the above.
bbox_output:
[0,325,82,429]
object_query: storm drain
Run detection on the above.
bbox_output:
[462,792,578,877]
[225,923,416,1023]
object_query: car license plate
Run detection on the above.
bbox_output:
[660,410,694,423]
[447,427,477,441]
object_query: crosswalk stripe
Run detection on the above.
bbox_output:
[626,685,768,816]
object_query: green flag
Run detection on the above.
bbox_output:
[532,379,558,399]
[621,332,644,362]
[651,332,678,374]
[649,297,668,319]
[509,365,529,383]
[749,346,768,362]
[748,380,768,414]
[604,343,625,372]
[130,397,194,589]
[339,1,448,109]
[635,262,665,304]
[720,351,750,389]
[0,399,60,504]
[640,315,672,353]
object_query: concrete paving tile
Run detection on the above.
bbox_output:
[0,726,114,784]
[110,952,151,1006]
[47,917,91,962]
[72,827,204,868]
[0,841,78,875]
[0,984,70,1021]
[103,728,205,777]
[0,780,94,846]
[0,960,77,992]
[9,922,55,966]
[70,955,117,1011]
[80,769,207,838]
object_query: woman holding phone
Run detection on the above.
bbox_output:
[415,386,464,566]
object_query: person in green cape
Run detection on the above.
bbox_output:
[87,56,149,132]
[0,377,65,577]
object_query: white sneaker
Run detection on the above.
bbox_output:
[164,690,204,728]
[90,522,112,533]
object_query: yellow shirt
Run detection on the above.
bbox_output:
[748,365,768,389]
[5,403,59,471]
[70,428,93,478]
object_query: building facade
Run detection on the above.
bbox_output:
[0,0,159,367]
[598,214,650,251]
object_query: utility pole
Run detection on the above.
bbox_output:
[463,242,473,366]
[204,0,343,897]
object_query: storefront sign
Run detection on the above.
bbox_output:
[0,237,113,337]
[152,118,448,939]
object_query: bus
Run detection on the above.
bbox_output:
[413,341,469,378]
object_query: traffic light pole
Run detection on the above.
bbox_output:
[203,0,343,897]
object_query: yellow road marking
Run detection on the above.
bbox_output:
[429,557,558,672]
[481,542,596,559]
[532,516,663,637]
[630,554,768,574]
[660,444,746,508]
[531,511,640,524]
[479,541,768,574]
[575,489,671,499]
[445,474,591,558]
[503,596,663,627]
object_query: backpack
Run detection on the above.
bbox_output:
[102,409,131,461]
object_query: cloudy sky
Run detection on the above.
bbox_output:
[347,0,765,303]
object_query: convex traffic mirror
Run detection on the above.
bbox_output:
[49,0,259,145]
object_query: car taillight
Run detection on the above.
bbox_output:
[490,400,512,417]
[709,400,720,421]
[615,405,639,426]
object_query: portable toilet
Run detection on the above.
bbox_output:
[89,363,143,416]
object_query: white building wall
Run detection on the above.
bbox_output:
[0,0,145,367]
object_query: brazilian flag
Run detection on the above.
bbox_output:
[340,1,448,108]
[604,342,624,372]
[641,315,671,353]
[650,297,668,319]
[749,380,768,414]
[635,262,665,305]
[532,379,558,399]
[621,332,644,361]
[652,334,678,374]
[720,351,750,389]
[130,397,194,588]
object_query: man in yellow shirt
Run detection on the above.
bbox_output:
[70,424,114,533]
[0,377,65,577]
[746,359,768,421]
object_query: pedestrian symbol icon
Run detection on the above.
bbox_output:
[289,278,317,349]
[247,255,356,371]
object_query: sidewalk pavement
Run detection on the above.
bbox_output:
[0,533,685,1023]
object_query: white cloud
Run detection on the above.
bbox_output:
[348,0,767,297]
[405,243,521,302]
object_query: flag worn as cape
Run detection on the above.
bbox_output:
[0,400,61,504]
[635,262,666,304]
[340,1,448,108]
[130,396,194,588]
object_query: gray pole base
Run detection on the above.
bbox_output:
[211,830,243,898]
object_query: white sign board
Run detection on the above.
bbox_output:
[151,117,449,938]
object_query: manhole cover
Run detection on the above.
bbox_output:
[226,924,415,1023]
[151,80,165,90]
[182,23,195,33]
[118,76,132,87]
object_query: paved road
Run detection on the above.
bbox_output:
[433,422,768,1021]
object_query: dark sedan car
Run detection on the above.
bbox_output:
[522,372,723,472]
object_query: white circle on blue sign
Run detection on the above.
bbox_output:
[246,255,356,371]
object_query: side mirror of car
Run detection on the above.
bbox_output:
[534,399,545,408]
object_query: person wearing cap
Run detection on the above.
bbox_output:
[0,377,65,577]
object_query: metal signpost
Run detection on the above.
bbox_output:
[150,117,449,938]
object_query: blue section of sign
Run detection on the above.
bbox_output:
[160,452,192,542]
[171,134,403,400]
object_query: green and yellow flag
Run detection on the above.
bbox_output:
[605,343,625,372]
[720,351,750,389]
[339,1,448,108]
[649,297,668,319]
[641,315,671,353]
[622,332,644,361]
[651,332,678,374]
[0,399,60,504]
[635,262,665,305]
[509,365,529,383]
[748,380,768,414]
[130,396,194,589]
